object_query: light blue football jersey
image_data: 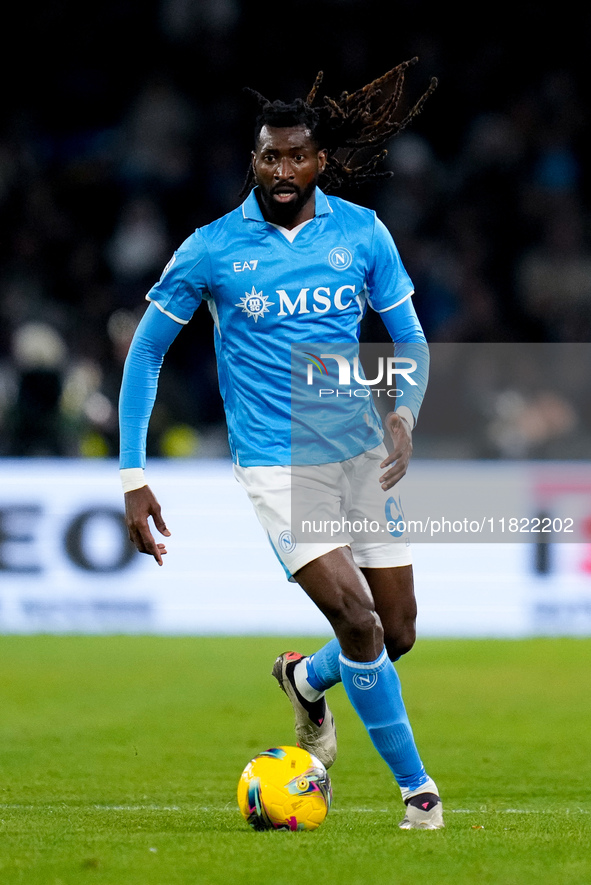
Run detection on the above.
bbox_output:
[145,187,420,466]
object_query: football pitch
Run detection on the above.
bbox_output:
[0,636,589,884]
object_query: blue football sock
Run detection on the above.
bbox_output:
[305,638,342,692]
[339,647,429,792]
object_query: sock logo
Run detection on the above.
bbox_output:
[352,672,378,691]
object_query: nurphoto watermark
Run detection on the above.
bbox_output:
[289,342,591,544]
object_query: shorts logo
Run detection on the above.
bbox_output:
[328,247,353,270]
[385,495,405,538]
[352,672,378,690]
[278,530,296,554]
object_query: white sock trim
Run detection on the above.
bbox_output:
[293,658,324,703]
[338,648,389,671]
[400,777,439,803]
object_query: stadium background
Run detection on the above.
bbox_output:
[1,0,590,636]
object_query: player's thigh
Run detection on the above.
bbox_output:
[295,545,374,619]
[233,461,348,579]
[295,546,384,661]
[361,564,417,658]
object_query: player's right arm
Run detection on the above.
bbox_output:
[119,232,207,565]
[119,303,184,565]
[124,485,171,566]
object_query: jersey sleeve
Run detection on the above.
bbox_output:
[119,303,184,468]
[378,282,430,428]
[368,223,429,427]
[145,230,210,323]
[366,216,415,313]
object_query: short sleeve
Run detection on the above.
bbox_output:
[366,217,414,313]
[145,230,210,324]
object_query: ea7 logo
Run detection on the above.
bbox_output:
[233,259,259,272]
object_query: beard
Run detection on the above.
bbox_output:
[256,177,318,226]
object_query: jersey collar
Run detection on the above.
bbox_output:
[242,186,332,222]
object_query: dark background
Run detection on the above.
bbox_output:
[1,0,589,458]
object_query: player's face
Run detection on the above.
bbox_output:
[252,125,327,228]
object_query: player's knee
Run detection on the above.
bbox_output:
[384,621,416,660]
[331,598,384,653]
[349,610,384,649]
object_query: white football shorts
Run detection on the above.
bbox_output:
[233,444,412,581]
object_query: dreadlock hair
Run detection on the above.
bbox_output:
[242,57,437,196]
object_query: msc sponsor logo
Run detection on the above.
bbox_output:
[277,285,358,315]
[235,284,361,321]
[235,287,275,322]
[385,495,406,538]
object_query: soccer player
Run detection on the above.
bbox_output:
[119,60,443,829]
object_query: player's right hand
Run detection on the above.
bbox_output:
[124,485,171,566]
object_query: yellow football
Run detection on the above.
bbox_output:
[237,745,332,831]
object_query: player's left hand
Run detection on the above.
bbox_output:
[379,411,412,490]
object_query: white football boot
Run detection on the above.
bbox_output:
[272,651,337,769]
[398,789,444,829]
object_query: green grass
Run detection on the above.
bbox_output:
[0,636,589,884]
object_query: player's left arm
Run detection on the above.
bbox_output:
[377,298,429,489]
[366,217,430,489]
